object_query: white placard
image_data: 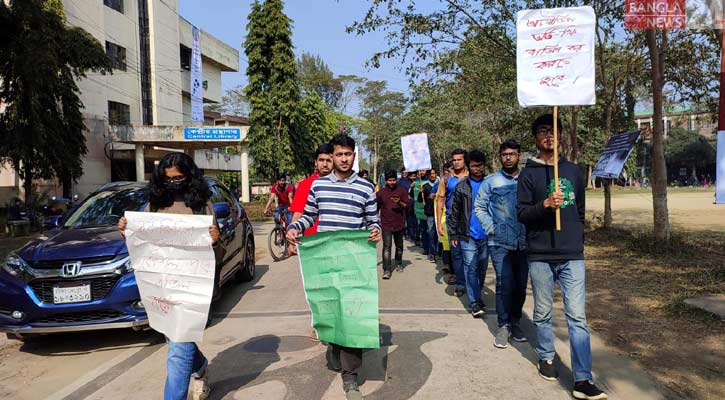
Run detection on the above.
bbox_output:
[191,26,204,123]
[717,131,725,204]
[124,211,215,342]
[353,145,360,173]
[401,133,432,172]
[517,6,596,107]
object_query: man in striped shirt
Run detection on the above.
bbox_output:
[286,133,381,400]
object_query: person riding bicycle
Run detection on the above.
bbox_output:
[264,174,294,226]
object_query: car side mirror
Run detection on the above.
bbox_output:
[214,202,231,219]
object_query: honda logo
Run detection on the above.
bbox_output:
[62,262,82,277]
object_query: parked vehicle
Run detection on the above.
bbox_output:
[0,179,256,341]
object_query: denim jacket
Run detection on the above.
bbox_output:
[474,170,526,250]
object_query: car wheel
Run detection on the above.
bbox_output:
[235,237,255,283]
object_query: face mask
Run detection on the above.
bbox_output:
[164,180,188,192]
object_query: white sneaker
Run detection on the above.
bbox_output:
[191,369,211,400]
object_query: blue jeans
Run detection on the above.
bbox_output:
[489,246,528,327]
[529,260,592,382]
[274,205,291,226]
[426,217,438,256]
[460,238,489,306]
[165,339,208,400]
[418,219,430,254]
[450,238,465,289]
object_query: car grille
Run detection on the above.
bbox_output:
[32,255,117,270]
[32,310,123,324]
[29,275,122,303]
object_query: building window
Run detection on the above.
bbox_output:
[106,41,127,71]
[108,101,130,125]
[180,45,191,71]
[103,0,124,14]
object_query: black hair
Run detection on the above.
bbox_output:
[315,143,333,158]
[451,148,467,157]
[330,133,356,151]
[148,152,211,212]
[499,139,521,153]
[443,161,453,169]
[276,173,286,181]
[360,169,369,176]
[384,169,397,180]
[531,114,563,135]
[468,150,486,165]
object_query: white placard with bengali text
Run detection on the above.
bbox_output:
[124,211,215,342]
[517,6,596,107]
[401,133,432,172]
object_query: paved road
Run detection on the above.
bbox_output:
[0,222,667,399]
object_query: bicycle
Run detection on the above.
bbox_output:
[267,208,290,261]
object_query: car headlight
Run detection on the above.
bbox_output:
[2,254,28,277]
[122,257,133,273]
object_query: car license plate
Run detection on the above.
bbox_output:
[53,283,91,304]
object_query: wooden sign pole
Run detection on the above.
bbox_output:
[553,106,561,231]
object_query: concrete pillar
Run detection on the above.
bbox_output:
[240,143,250,203]
[135,144,145,182]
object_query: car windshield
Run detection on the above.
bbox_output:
[63,188,147,228]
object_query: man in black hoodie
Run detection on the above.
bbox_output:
[517,114,607,400]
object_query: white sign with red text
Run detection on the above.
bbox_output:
[517,6,596,107]
[124,211,215,342]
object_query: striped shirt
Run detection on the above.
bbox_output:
[289,171,380,233]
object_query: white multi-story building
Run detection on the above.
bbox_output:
[0,0,251,204]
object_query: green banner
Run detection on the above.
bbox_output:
[297,229,380,349]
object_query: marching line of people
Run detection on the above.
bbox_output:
[114,114,607,400]
[371,113,607,400]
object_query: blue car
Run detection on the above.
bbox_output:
[0,179,256,341]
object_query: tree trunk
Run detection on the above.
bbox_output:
[570,106,579,163]
[61,174,72,199]
[23,167,33,207]
[603,179,613,228]
[587,165,593,189]
[646,30,671,241]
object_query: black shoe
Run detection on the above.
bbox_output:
[343,381,362,400]
[470,303,484,318]
[395,264,404,272]
[454,288,465,297]
[382,271,391,280]
[477,301,487,313]
[510,324,527,342]
[573,381,608,399]
[538,359,558,381]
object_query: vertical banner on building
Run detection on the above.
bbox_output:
[717,131,725,204]
[191,26,204,123]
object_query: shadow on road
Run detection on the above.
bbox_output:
[14,328,163,356]
[208,263,270,326]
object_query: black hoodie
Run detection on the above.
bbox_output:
[517,157,585,262]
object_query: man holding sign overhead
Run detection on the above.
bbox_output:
[516,6,606,399]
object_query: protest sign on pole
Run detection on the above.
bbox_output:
[124,211,215,342]
[517,6,596,230]
[592,131,642,179]
[297,230,380,349]
[400,133,432,172]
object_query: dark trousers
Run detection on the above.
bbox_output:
[405,210,418,241]
[382,230,404,271]
[332,344,363,383]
